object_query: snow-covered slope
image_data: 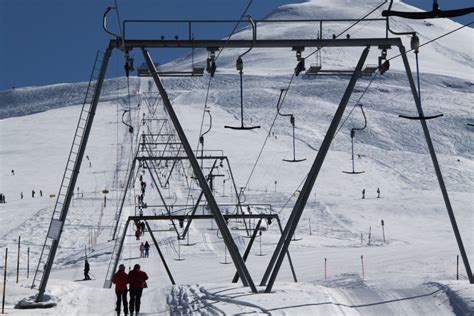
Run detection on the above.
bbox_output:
[0,0,473,315]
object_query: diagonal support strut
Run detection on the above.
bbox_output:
[142,48,258,292]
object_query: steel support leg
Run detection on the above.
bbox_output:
[232,219,262,283]
[262,47,370,293]
[106,219,131,288]
[276,217,297,283]
[112,157,137,240]
[181,161,218,239]
[142,48,257,292]
[399,45,473,284]
[145,221,176,285]
[36,45,113,301]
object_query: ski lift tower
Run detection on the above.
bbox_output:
[29,7,473,304]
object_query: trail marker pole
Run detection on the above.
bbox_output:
[16,236,20,284]
[309,218,312,236]
[2,248,7,314]
[27,247,30,279]
[457,255,459,280]
[381,219,385,243]
[361,255,365,280]
[368,227,372,245]
[324,258,327,280]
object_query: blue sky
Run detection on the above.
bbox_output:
[0,0,472,91]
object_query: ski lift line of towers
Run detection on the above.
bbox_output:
[30,19,472,302]
[105,88,294,289]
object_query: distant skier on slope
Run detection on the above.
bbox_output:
[112,264,129,316]
[84,259,91,280]
[20,192,23,199]
[32,190,35,198]
[362,188,365,199]
[139,243,144,258]
[128,264,148,316]
[140,222,145,236]
[144,241,150,258]
[377,188,380,198]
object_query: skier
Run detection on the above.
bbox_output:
[112,264,129,316]
[40,190,43,197]
[84,259,91,280]
[0,193,4,203]
[140,222,145,236]
[377,188,380,198]
[20,192,23,199]
[139,243,144,258]
[11,169,15,175]
[128,264,148,316]
[135,228,140,241]
[362,188,365,199]
[144,241,150,258]
[32,190,35,198]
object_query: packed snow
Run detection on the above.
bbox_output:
[0,0,473,315]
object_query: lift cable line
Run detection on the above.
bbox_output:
[343,104,367,174]
[276,89,306,163]
[382,0,474,20]
[243,0,388,191]
[304,0,388,60]
[387,21,474,61]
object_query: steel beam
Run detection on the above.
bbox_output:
[144,221,176,285]
[114,38,401,50]
[137,156,227,161]
[36,45,113,302]
[129,214,278,221]
[142,48,258,292]
[275,217,297,283]
[399,46,473,284]
[262,47,370,293]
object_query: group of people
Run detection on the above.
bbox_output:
[134,221,146,240]
[139,241,151,258]
[112,264,149,316]
[362,188,381,199]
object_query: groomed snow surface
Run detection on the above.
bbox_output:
[1,0,473,315]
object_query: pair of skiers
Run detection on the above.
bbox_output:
[112,264,149,316]
[139,242,150,258]
[362,188,381,199]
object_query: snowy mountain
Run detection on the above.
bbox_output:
[0,0,473,315]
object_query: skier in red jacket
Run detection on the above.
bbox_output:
[128,264,148,315]
[112,264,129,315]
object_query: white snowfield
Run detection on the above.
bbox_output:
[0,0,473,315]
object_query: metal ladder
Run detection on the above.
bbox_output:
[31,49,111,300]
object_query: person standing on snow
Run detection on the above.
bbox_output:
[112,264,129,316]
[139,243,145,258]
[32,190,35,198]
[20,192,23,199]
[144,241,150,258]
[362,188,365,199]
[140,222,145,236]
[40,190,43,197]
[84,259,91,280]
[128,264,148,316]
[377,188,380,198]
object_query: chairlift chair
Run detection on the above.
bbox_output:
[343,104,367,174]
[276,89,306,163]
